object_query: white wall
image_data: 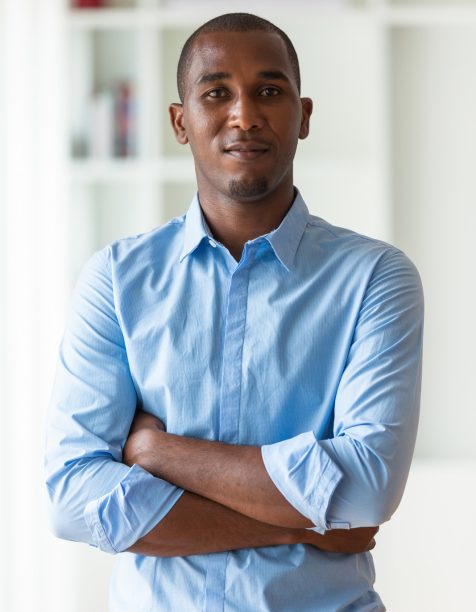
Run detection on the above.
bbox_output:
[391,26,476,459]
[374,459,476,610]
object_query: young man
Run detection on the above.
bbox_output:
[45,13,423,611]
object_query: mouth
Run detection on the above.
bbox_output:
[223,141,270,161]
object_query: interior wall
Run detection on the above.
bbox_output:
[391,26,476,459]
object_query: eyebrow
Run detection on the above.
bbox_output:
[256,70,290,83]
[196,72,231,85]
[196,70,290,86]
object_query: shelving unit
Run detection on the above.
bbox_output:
[65,0,476,462]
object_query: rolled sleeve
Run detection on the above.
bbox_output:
[319,249,424,527]
[261,431,344,533]
[45,247,183,551]
[84,464,184,553]
[262,248,423,532]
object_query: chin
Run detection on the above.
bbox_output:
[228,177,269,200]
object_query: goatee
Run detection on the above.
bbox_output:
[228,177,268,199]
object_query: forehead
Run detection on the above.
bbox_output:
[187,30,293,84]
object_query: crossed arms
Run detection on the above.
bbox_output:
[122,410,378,556]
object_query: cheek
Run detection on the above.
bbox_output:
[271,108,301,138]
[273,122,300,157]
[185,122,221,158]
[184,104,220,138]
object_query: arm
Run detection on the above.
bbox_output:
[125,250,423,533]
[124,410,311,528]
[45,249,183,553]
[124,411,378,556]
[127,489,378,557]
[297,250,424,528]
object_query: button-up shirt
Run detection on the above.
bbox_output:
[45,191,423,611]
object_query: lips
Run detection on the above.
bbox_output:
[224,141,270,160]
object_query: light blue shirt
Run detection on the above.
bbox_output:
[45,191,423,611]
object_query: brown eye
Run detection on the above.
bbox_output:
[260,87,280,97]
[207,88,228,98]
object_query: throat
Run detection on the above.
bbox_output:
[197,183,296,261]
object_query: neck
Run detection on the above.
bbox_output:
[197,182,295,262]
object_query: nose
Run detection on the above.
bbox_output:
[228,94,263,131]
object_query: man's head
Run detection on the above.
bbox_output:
[169,13,312,205]
[177,13,301,103]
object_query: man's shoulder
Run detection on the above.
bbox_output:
[304,213,403,264]
[301,212,421,293]
[75,214,187,296]
[108,214,187,265]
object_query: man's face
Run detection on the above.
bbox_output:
[170,30,312,203]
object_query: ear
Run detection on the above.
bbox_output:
[169,103,188,144]
[298,97,313,140]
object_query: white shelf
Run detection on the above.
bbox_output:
[68,156,379,183]
[380,5,476,25]
[66,5,372,30]
[69,157,195,181]
[67,8,161,29]
[66,5,476,29]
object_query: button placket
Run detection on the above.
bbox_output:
[203,249,254,612]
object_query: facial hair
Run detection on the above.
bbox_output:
[228,177,268,199]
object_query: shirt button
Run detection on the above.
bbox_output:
[209,239,217,248]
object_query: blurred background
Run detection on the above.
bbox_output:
[1,0,475,610]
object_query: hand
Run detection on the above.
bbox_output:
[129,409,165,435]
[123,410,164,468]
[299,526,378,554]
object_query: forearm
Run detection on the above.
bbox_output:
[127,490,297,556]
[127,490,378,557]
[126,428,312,528]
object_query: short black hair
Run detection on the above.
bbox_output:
[177,12,301,102]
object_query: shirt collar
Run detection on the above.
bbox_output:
[264,190,310,271]
[179,193,212,262]
[180,189,310,270]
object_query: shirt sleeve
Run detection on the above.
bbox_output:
[261,249,424,533]
[44,247,184,553]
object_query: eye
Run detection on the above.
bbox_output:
[206,88,229,99]
[260,87,280,97]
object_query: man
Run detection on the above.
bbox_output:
[45,13,423,611]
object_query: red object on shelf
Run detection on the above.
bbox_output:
[115,82,135,158]
[72,0,105,8]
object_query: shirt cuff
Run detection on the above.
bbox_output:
[261,431,344,534]
[84,463,184,553]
